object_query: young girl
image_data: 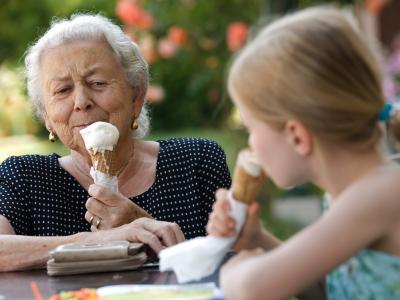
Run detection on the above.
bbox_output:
[207,6,400,300]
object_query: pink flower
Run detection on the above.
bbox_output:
[227,22,248,51]
[116,0,154,30]
[383,77,397,101]
[168,26,188,46]
[158,38,178,59]
[387,51,400,75]
[146,85,165,103]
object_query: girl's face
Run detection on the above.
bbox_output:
[237,102,309,188]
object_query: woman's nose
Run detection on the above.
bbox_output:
[73,86,93,112]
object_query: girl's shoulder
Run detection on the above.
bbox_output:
[329,163,400,247]
[341,163,400,210]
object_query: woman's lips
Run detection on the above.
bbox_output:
[75,120,108,130]
[75,123,94,129]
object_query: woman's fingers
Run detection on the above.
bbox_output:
[135,218,184,247]
[90,224,99,232]
[84,211,93,224]
[85,212,102,232]
[88,184,121,206]
[85,197,107,217]
[133,227,164,253]
[87,184,152,229]
[165,222,185,245]
[172,223,186,243]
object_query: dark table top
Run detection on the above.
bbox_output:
[0,264,221,300]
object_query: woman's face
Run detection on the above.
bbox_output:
[40,40,141,154]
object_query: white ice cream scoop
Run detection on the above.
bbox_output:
[80,121,120,153]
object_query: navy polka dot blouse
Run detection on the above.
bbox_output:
[0,138,231,240]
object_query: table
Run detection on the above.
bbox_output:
[0,263,222,299]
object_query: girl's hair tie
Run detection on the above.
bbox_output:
[379,103,396,122]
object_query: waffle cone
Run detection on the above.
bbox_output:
[89,150,117,176]
[231,150,265,204]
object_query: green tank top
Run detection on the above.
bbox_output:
[327,249,400,300]
[323,196,400,299]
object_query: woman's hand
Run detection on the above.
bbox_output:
[111,217,185,253]
[85,184,152,231]
[206,189,263,251]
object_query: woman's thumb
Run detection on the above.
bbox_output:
[247,202,260,220]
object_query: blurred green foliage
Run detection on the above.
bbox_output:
[0,0,264,132]
[0,65,38,136]
[0,0,355,133]
[0,0,116,65]
[137,0,263,130]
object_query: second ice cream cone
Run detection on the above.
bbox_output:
[231,149,265,204]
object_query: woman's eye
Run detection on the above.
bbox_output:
[91,81,106,87]
[55,87,71,95]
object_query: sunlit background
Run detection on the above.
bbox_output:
[0,0,399,238]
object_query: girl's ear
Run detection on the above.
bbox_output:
[284,119,312,156]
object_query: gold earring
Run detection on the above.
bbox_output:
[49,131,57,142]
[131,119,139,130]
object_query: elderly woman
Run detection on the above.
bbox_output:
[0,14,231,271]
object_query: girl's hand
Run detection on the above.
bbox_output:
[85,184,152,231]
[206,189,263,252]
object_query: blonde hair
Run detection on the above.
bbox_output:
[228,6,389,149]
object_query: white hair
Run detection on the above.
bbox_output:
[25,13,150,138]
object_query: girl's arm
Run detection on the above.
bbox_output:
[220,178,400,300]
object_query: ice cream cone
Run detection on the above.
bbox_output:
[231,149,265,204]
[89,149,118,176]
[80,121,120,177]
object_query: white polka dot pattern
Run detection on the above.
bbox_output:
[0,138,231,239]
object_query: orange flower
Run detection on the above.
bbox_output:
[365,0,391,15]
[227,21,248,51]
[116,0,154,29]
[168,26,188,46]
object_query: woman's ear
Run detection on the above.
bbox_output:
[132,92,145,117]
[43,113,52,131]
[284,120,312,156]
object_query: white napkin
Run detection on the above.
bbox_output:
[90,167,118,192]
[159,191,247,283]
